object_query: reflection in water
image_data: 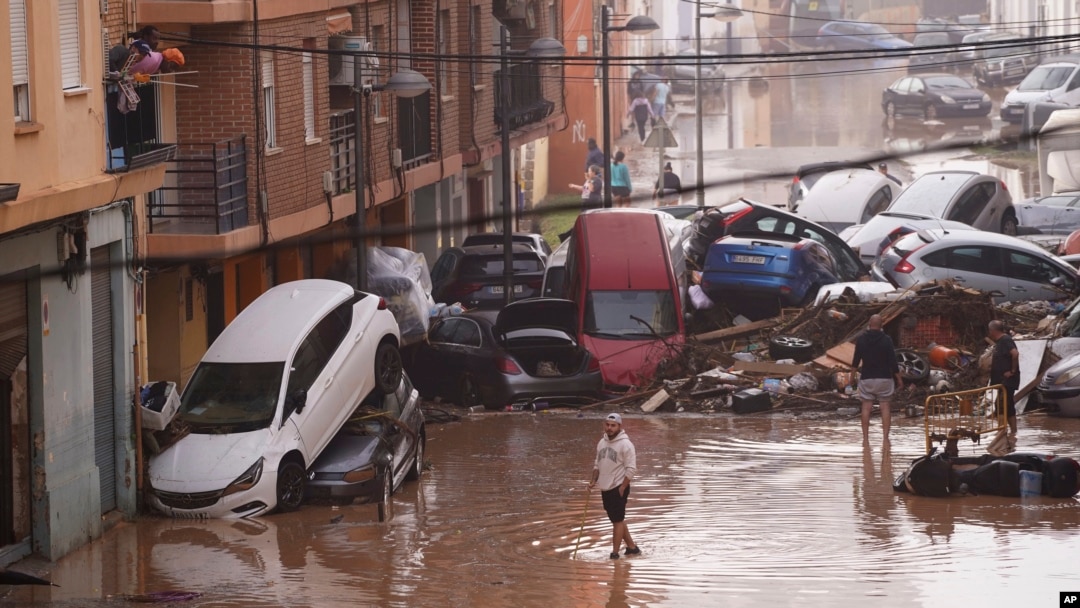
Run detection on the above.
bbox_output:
[3,414,1078,607]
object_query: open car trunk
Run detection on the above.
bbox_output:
[504,342,589,377]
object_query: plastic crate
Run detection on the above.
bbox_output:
[140,381,180,431]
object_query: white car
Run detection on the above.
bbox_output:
[148,279,403,518]
[793,168,899,234]
[1000,57,1080,124]
[841,212,977,266]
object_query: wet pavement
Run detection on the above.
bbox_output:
[4,411,1078,607]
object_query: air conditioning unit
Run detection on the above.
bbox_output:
[328,36,379,87]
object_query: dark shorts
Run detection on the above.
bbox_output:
[612,186,631,197]
[601,486,630,523]
[996,385,1017,417]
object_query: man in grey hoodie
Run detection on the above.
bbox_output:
[852,314,904,442]
[589,413,640,559]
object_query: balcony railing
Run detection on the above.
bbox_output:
[329,110,355,195]
[494,63,555,131]
[149,136,249,235]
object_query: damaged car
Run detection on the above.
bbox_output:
[408,298,603,409]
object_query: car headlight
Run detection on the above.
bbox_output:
[342,464,377,483]
[1053,367,1080,385]
[981,93,990,102]
[940,95,955,104]
[222,458,264,497]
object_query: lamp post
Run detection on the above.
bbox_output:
[695,1,741,207]
[353,66,431,292]
[498,27,566,306]
[600,7,659,208]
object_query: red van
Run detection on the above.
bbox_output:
[563,209,686,391]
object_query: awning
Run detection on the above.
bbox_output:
[327,9,352,35]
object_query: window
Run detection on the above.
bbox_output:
[584,290,680,337]
[437,9,451,96]
[284,302,352,416]
[396,0,411,69]
[862,188,892,222]
[1004,250,1071,284]
[261,54,277,148]
[449,319,482,347]
[59,0,82,89]
[370,26,384,118]
[947,182,995,225]
[302,43,315,141]
[470,7,483,84]
[10,0,30,121]
[927,246,1001,275]
[549,2,558,39]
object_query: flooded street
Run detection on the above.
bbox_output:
[5,411,1079,607]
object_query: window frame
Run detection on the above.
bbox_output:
[10,0,31,121]
[302,45,316,142]
[261,54,277,149]
[59,0,82,90]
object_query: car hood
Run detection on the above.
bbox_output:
[878,38,914,49]
[1005,89,1052,105]
[1043,350,1080,384]
[149,430,271,491]
[495,298,578,337]
[583,334,685,388]
[311,434,381,472]
[934,87,986,101]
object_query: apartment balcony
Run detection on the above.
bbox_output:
[328,110,355,195]
[494,63,556,132]
[149,136,249,235]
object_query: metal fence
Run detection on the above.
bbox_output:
[150,136,248,234]
[924,385,1008,455]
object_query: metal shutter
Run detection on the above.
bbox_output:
[91,246,116,513]
[0,278,28,381]
[59,0,82,89]
[302,52,314,140]
[10,0,28,86]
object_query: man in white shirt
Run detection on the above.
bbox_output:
[589,413,640,559]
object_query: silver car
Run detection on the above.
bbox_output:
[884,170,1016,234]
[1035,350,1080,417]
[872,229,1078,302]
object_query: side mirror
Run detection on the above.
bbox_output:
[290,389,307,414]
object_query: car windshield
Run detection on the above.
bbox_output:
[925,75,973,89]
[460,253,543,276]
[863,24,892,36]
[584,290,679,338]
[888,174,971,216]
[179,362,284,433]
[1018,66,1075,91]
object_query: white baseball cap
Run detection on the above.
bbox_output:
[606,413,622,424]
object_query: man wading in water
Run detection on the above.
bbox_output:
[589,413,640,559]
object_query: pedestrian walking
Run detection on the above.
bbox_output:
[610,151,632,208]
[627,92,655,144]
[878,162,902,186]
[584,138,605,173]
[569,165,603,211]
[588,413,640,559]
[650,79,671,126]
[653,162,682,206]
[852,314,903,442]
[988,320,1020,444]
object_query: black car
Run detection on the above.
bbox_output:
[882,73,991,120]
[788,160,875,211]
[908,32,955,72]
[305,373,425,506]
[685,199,867,281]
[460,231,553,265]
[407,299,603,410]
[430,243,545,309]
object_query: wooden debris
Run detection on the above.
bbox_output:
[693,317,780,342]
[640,389,671,413]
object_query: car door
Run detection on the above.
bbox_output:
[1056,67,1080,105]
[923,245,1007,298]
[905,77,926,114]
[379,374,416,484]
[790,219,867,281]
[1020,195,1080,233]
[861,186,894,224]
[429,250,462,301]
[1002,248,1077,302]
[282,306,351,459]
[945,181,996,229]
[411,318,465,398]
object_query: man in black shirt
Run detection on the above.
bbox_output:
[653,162,682,206]
[988,320,1020,441]
[852,314,904,442]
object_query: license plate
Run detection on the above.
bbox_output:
[732,255,766,264]
[491,285,524,294]
[1008,107,1024,115]
[962,103,979,109]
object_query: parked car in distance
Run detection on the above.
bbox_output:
[908,32,955,72]
[815,21,913,52]
[430,243,545,309]
[872,229,1078,303]
[1035,350,1080,417]
[461,232,553,265]
[882,73,992,120]
[670,48,724,93]
[541,238,571,299]
[884,170,1016,233]
[1000,55,1080,123]
[840,212,978,265]
[305,372,425,506]
[915,16,979,44]
[793,168,899,233]
[407,299,603,409]
[787,160,875,211]
[701,234,846,319]
[652,204,702,221]
[1014,192,1080,235]
[970,31,1038,86]
[148,280,403,519]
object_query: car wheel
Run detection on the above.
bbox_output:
[377,466,394,522]
[1000,212,1018,236]
[885,101,896,118]
[275,460,306,513]
[460,376,486,409]
[374,341,403,395]
[405,431,425,482]
[896,349,930,384]
[769,335,814,363]
[923,104,938,121]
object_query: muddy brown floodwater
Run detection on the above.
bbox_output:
[4,411,1079,607]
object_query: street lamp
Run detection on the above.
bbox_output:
[353,66,431,292]
[498,26,566,306]
[695,1,741,207]
[600,6,659,208]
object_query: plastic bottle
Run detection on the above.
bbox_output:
[826,308,848,321]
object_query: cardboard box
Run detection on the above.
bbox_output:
[141,381,180,431]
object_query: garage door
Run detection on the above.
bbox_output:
[91,246,116,513]
[0,275,28,545]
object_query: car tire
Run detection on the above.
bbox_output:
[460,376,487,410]
[769,335,814,363]
[896,349,930,384]
[1000,212,1018,236]
[885,101,896,118]
[924,104,938,121]
[405,431,425,482]
[276,460,306,513]
[374,341,403,395]
[377,466,394,522]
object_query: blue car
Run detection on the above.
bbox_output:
[816,21,913,52]
[701,234,845,320]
